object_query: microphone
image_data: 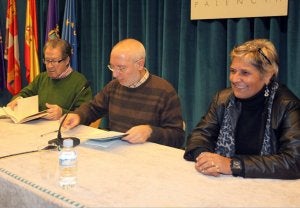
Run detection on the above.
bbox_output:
[48,81,90,148]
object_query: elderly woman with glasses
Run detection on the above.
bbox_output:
[7,39,92,120]
[184,39,300,179]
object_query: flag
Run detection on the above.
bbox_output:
[4,0,21,95]
[45,0,59,41]
[0,26,6,90]
[62,0,78,70]
[25,0,40,83]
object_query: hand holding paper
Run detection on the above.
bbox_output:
[1,95,48,123]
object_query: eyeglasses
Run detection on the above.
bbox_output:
[107,65,127,73]
[43,58,65,65]
[257,48,272,65]
[107,58,144,73]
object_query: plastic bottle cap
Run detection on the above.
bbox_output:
[63,139,73,148]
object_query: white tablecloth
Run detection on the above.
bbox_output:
[0,118,300,207]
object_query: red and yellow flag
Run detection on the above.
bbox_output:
[4,0,21,95]
[25,0,40,83]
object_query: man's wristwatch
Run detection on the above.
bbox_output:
[230,158,243,177]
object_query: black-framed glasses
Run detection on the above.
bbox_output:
[257,48,272,65]
[43,58,65,65]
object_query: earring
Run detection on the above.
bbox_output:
[264,85,270,97]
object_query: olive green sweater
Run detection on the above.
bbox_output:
[12,71,92,114]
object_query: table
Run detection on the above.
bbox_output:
[0,118,300,208]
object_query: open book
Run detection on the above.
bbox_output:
[0,95,48,124]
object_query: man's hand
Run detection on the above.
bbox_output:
[61,113,81,130]
[122,125,152,144]
[6,97,22,110]
[44,103,63,120]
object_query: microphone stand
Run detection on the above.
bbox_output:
[48,82,89,149]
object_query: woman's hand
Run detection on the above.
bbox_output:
[195,152,232,177]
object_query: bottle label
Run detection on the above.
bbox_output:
[59,151,77,166]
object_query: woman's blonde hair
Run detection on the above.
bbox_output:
[230,39,279,77]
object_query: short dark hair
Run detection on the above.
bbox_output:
[43,39,72,59]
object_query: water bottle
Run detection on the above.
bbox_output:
[59,139,77,189]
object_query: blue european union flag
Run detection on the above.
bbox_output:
[62,0,78,70]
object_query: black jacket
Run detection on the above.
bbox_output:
[184,85,300,179]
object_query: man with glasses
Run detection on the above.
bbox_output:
[7,39,92,120]
[62,38,185,148]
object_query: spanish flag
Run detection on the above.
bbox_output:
[25,0,40,83]
[4,0,21,95]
